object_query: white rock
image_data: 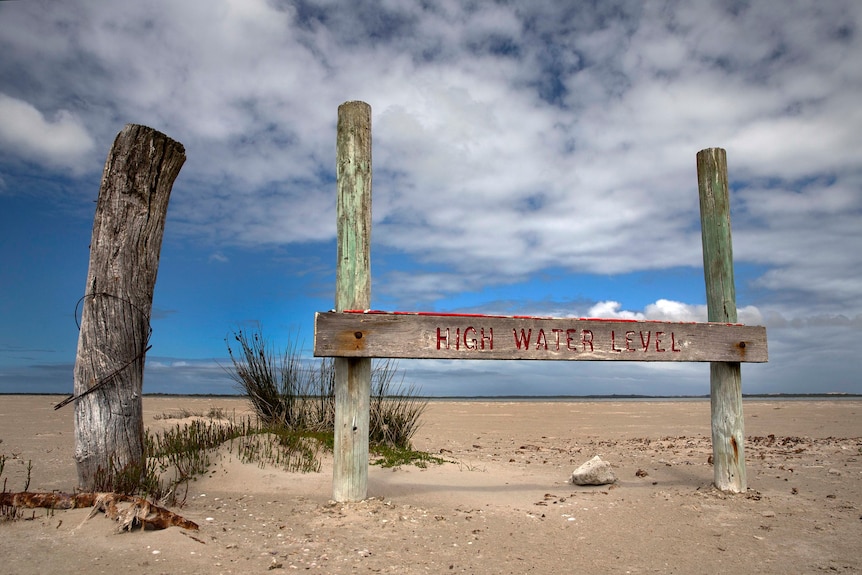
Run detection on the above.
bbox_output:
[571,455,617,486]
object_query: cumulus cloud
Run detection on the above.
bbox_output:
[0,0,860,396]
[1,1,858,304]
[583,299,762,326]
[0,93,95,171]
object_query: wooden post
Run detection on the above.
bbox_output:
[333,101,373,501]
[697,147,747,493]
[73,124,185,490]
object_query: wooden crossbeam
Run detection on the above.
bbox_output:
[314,311,767,363]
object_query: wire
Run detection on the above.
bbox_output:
[55,292,153,410]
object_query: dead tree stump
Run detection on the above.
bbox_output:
[73,124,185,491]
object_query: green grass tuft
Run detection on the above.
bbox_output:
[371,444,448,469]
[225,328,428,450]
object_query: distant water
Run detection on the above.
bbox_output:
[2,393,859,403]
[424,395,862,403]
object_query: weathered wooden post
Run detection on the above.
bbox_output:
[697,147,747,493]
[72,124,185,491]
[333,101,373,501]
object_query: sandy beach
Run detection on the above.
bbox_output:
[1,395,860,574]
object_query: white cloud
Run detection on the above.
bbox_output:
[582,299,763,326]
[0,0,860,317]
[586,301,643,320]
[0,93,95,171]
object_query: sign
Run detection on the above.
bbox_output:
[313,311,767,363]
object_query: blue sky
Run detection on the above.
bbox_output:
[1,0,860,397]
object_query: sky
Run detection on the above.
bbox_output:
[1,0,860,397]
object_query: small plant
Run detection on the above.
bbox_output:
[456,459,487,473]
[0,417,332,517]
[0,457,35,493]
[153,408,199,421]
[371,444,447,469]
[226,328,428,449]
[89,415,333,506]
[92,458,158,498]
[369,359,427,449]
[1,454,28,521]
[145,415,329,504]
[207,407,227,419]
[233,429,323,473]
[23,459,32,491]
[153,407,228,421]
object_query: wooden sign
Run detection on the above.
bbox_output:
[314,311,767,363]
[323,102,759,500]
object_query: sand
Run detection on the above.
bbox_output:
[1,395,860,574]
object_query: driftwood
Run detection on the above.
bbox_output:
[0,491,198,531]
